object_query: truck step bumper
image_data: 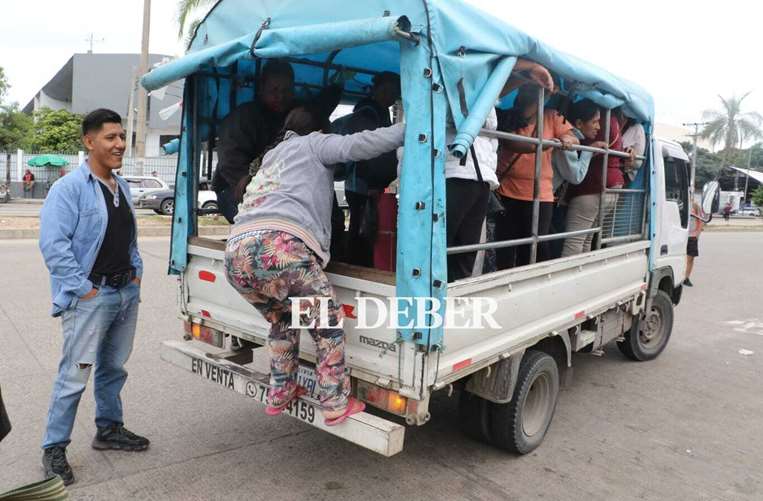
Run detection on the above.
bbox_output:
[160,340,405,456]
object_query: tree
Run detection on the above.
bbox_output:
[680,141,723,187]
[701,93,763,158]
[752,186,763,207]
[177,0,214,39]
[27,108,82,153]
[0,103,32,151]
[0,66,8,102]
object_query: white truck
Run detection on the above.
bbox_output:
[142,0,720,457]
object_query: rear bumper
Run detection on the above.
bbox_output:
[160,340,405,456]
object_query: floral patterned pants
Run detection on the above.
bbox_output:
[224,230,349,411]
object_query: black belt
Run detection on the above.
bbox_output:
[89,268,136,289]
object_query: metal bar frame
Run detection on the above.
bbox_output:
[447,99,651,260]
[529,87,545,263]
[600,234,643,245]
[479,128,645,161]
[448,227,601,255]
[594,108,612,250]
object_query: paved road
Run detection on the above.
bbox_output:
[1,233,761,500]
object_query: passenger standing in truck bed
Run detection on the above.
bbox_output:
[224,106,405,425]
[213,59,342,223]
[495,84,577,269]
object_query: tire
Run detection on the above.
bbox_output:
[489,350,559,454]
[160,198,174,216]
[617,290,674,361]
[201,201,219,212]
[458,390,492,444]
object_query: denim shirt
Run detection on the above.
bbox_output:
[39,161,143,317]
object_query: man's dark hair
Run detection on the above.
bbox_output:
[82,108,123,136]
[567,99,600,125]
[372,71,400,90]
[261,58,295,84]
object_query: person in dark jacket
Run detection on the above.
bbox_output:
[213,59,342,223]
[337,72,401,266]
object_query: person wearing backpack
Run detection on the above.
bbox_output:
[334,72,401,266]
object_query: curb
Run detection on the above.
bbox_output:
[0,226,231,240]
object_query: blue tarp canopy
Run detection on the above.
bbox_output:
[142,0,654,136]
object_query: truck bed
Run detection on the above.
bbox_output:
[180,237,648,397]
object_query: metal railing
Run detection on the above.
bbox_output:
[447,87,649,264]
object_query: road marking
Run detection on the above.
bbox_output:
[724,319,763,336]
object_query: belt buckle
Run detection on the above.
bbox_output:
[109,273,124,288]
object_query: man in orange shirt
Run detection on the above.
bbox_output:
[495,84,577,269]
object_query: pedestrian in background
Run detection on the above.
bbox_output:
[684,202,705,287]
[22,169,35,197]
[722,201,732,223]
[38,109,149,486]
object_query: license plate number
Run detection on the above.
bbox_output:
[191,356,319,425]
[245,378,317,424]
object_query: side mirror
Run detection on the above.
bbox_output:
[700,181,720,222]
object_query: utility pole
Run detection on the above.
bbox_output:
[683,121,708,195]
[742,147,753,206]
[134,0,151,175]
[125,71,137,158]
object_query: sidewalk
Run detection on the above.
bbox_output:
[705,216,763,232]
[0,214,231,239]
[1,198,43,205]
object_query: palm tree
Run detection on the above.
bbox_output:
[702,93,763,190]
[701,93,763,154]
[177,0,215,41]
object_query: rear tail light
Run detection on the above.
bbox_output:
[183,320,224,348]
[356,380,408,416]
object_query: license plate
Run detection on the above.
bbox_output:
[246,380,317,424]
[190,355,320,425]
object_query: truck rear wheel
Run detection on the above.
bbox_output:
[617,290,673,361]
[489,350,559,454]
[458,390,492,444]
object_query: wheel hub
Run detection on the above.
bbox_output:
[640,308,663,345]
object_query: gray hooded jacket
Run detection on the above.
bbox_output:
[232,123,405,265]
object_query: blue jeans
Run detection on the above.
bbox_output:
[42,282,140,449]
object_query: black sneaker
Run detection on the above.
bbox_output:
[42,446,74,486]
[92,425,150,451]
[683,278,694,287]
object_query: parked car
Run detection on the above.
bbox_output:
[123,175,171,204]
[738,206,761,217]
[137,181,218,216]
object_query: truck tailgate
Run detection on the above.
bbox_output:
[183,238,405,389]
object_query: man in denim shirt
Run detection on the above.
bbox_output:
[39,109,148,485]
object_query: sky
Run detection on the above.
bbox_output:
[2,0,762,133]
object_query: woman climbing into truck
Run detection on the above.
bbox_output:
[223,105,405,425]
